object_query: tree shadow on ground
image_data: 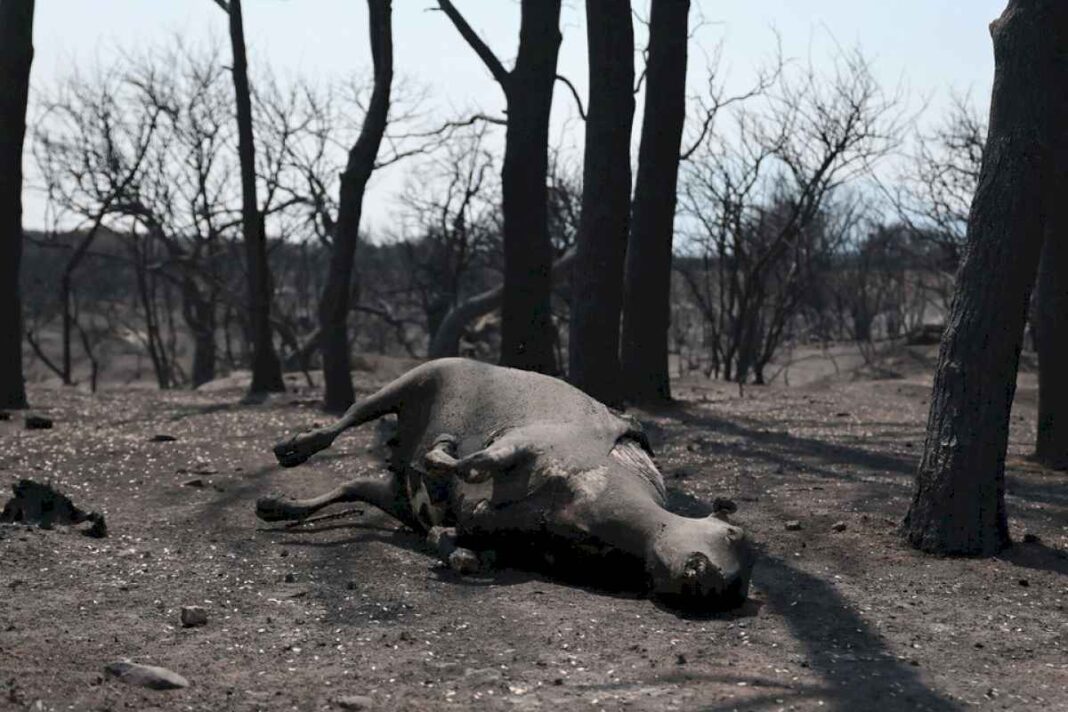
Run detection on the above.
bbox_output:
[664,487,959,710]
[661,402,1068,517]
[748,555,961,711]
[997,541,1068,577]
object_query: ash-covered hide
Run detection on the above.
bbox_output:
[267,358,755,609]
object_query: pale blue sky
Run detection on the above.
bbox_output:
[25,0,1006,232]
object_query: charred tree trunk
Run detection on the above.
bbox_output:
[438,0,562,374]
[620,0,689,405]
[181,277,217,389]
[569,0,635,406]
[223,0,284,395]
[499,0,562,373]
[904,0,1068,555]
[1034,219,1068,468]
[318,0,393,413]
[0,0,33,409]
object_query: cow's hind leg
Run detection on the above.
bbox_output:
[273,363,435,467]
[256,474,417,529]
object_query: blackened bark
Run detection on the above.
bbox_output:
[1034,213,1068,468]
[0,0,33,409]
[569,0,635,406]
[620,0,689,404]
[319,0,393,413]
[904,0,1068,555]
[499,0,562,373]
[225,0,284,395]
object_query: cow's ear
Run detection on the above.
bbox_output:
[457,441,533,483]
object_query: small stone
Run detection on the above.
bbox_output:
[280,550,289,557]
[1023,532,1041,544]
[831,521,847,532]
[24,415,53,430]
[346,580,358,590]
[180,606,208,628]
[182,478,205,488]
[0,411,10,421]
[676,653,687,665]
[784,520,802,531]
[336,695,373,711]
[448,548,480,574]
[150,434,178,442]
[105,661,188,690]
[1018,578,1029,588]
[284,573,297,583]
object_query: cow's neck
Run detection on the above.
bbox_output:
[580,480,677,560]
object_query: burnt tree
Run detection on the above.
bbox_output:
[438,0,562,373]
[904,0,1068,555]
[216,0,285,394]
[569,0,635,406]
[319,0,393,413]
[620,0,689,404]
[1034,218,1068,468]
[0,0,33,409]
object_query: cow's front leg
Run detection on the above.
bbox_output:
[421,432,532,484]
[256,475,417,529]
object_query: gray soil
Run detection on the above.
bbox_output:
[1,354,1065,711]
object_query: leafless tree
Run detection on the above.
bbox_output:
[437,0,563,373]
[905,0,1068,554]
[213,0,285,395]
[0,0,34,408]
[678,47,904,384]
[569,0,636,406]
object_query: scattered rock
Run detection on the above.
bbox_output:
[24,415,53,430]
[180,606,208,628]
[1,479,106,537]
[784,520,802,531]
[284,573,297,583]
[675,653,688,665]
[464,667,503,686]
[1018,579,1029,588]
[448,548,480,574]
[1023,532,1041,544]
[831,521,847,532]
[182,478,206,489]
[150,434,178,443]
[105,661,188,690]
[336,695,373,711]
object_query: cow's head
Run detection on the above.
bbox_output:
[644,512,755,609]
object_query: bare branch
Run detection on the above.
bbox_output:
[436,0,511,91]
[555,75,586,121]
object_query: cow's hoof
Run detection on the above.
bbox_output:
[256,496,303,522]
[273,430,330,467]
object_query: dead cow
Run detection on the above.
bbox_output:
[259,358,755,608]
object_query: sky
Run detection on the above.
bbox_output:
[25,0,1007,234]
